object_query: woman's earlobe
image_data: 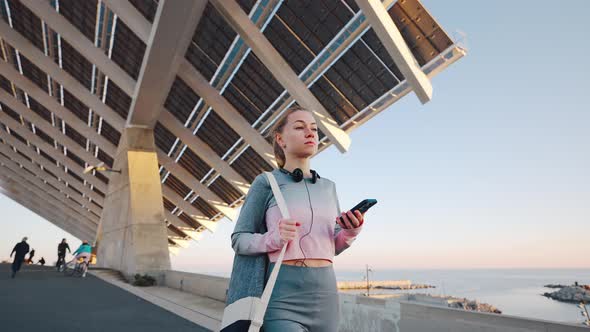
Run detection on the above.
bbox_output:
[277,136,286,149]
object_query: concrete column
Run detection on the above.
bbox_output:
[97,126,170,279]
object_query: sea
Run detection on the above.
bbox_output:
[336,268,590,325]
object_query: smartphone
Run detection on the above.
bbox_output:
[338,199,378,223]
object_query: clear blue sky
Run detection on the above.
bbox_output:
[1,0,589,273]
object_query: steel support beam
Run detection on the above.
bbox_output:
[211,0,352,153]
[20,0,135,95]
[0,128,104,204]
[125,0,207,128]
[0,142,102,216]
[0,155,99,225]
[355,0,432,104]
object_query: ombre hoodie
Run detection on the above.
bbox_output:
[231,169,362,263]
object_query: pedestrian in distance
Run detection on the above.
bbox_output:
[10,237,30,278]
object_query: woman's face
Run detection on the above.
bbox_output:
[277,110,319,160]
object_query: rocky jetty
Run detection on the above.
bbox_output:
[403,293,502,314]
[447,297,502,314]
[544,284,567,289]
[374,283,435,290]
[543,284,590,303]
[337,280,434,290]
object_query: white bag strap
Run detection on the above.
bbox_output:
[247,172,289,332]
[265,171,290,219]
[262,171,289,296]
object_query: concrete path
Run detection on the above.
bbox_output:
[0,263,210,331]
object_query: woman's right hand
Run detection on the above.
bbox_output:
[278,219,301,243]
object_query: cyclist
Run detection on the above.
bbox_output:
[56,238,71,271]
[67,240,92,277]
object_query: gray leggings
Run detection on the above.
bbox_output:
[263,319,310,331]
[263,263,339,332]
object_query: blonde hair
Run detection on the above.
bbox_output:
[268,106,309,168]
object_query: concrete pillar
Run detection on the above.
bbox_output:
[97,126,170,280]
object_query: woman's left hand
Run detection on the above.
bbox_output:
[337,210,364,229]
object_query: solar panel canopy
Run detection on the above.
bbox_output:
[0,0,465,254]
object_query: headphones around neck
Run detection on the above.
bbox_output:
[279,168,320,184]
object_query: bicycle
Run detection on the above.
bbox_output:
[56,255,66,272]
[63,257,88,277]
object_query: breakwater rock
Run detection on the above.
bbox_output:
[543,284,590,303]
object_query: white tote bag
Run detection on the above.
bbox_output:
[220,172,289,332]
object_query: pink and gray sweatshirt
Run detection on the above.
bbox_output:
[231,169,362,263]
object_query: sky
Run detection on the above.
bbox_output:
[1,0,589,274]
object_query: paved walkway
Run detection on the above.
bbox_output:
[0,263,210,331]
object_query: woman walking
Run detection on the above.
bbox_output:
[226,107,366,331]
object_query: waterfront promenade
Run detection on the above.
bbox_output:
[0,264,208,331]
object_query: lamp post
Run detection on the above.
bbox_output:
[362,264,373,296]
[83,162,121,174]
